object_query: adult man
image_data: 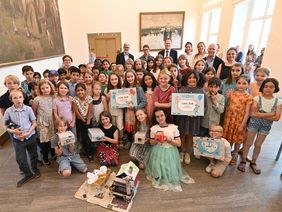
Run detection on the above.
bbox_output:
[158,38,178,64]
[139,44,154,62]
[116,43,134,67]
[203,43,223,72]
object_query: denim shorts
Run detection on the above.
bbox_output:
[57,154,87,173]
[247,117,272,135]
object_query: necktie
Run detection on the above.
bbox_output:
[166,50,169,57]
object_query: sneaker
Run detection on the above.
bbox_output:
[33,169,41,178]
[16,175,34,187]
[184,153,191,164]
[180,152,184,163]
[205,162,215,173]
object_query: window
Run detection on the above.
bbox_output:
[229,0,276,53]
[200,8,221,45]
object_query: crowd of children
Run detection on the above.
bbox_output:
[1,44,281,191]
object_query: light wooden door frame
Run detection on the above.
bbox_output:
[87,32,121,63]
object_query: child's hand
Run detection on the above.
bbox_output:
[56,145,63,156]
[70,121,75,128]
[100,136,107,142]
[13,128,23,136]
[238,124,245,132]
[226,89,234,98]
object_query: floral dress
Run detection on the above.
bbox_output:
[223,91,253,144]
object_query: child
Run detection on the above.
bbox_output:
[91,67,100,81]
[177,70,207,164]
[244,61,255,82]
[97,111,119,166]
[92,82,108,127]
[83,70,94,97]
[33,72,42,82]
[110,62,117,72]
[97,72,108,95]
[134,59,143,71]
[78,64,87,75]
[169,63,182,90]
[21,65,34,95]
[145,108,194,192]
[178,54,191,75]
[102,59,112,75]
[129,109,151,169]
[32,79,56,167]
[220,63,243,104]
[125,58,134,72]
[142,72,158,121]
[238,78,281,174]
[106,73,124,142]
[201,77,225,136]
[57,68,68,83]
[68,66,80,97]
[4,89,40,187]
[205,125,231,178]
[136,69,145,85]
[194,59,207,88]
[249,67,270,97]
[152,54,163,80]
[203,67,216,92]
[0,75,21,116]
[163,56,173,68]
[153,69,175,115]
[52,117,87,177]
[223,75,253,165]
[123,70,147,149]
[26,81,38,106]
[115,64,125,83]
[72,83,94,161]
[48,70,59,87]
[53,82,76,132]
[43,69,49,80]
[146,58,154,72]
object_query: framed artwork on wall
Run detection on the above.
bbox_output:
[0,0,65,67]
[139,11,185,51]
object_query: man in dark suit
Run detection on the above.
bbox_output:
[116,43,134,67]
[158,38,178,64]
[203,43,223,72]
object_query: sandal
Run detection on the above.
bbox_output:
[250,163,261,175]
[237,161,246,172]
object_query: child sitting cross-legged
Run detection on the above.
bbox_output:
[51,117,87,177]
[205,125,232,178]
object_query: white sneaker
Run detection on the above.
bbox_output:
[205,162,215,173]
[180,152,184,163]
[184,153,191,164]
[194,154,201,159]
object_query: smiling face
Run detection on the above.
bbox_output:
[58,83,69,97]
[83,73,93,84]
[187,73,197,87]
[57,121,68,133]
[236,77,249,92]
[76,86,86,99]
[158,73,170,87]
[205,70,215,81]
[126,72,135,86]
[144,75,153,88]
[209,125,223,139]
[226,49,236,62]
[197,43,205,53]
[136,109,147,123]
[93,84,101,96]
[155,110,167,126]
[110,74,119,87]
[164,39,171,50]
[262,81,275,96]
[195,61,205,72]
[40,83,51,96]
[102,61,110,71]
[98,73,107,84]
[163,58,172,68]
[255,70,268,84]
[101,115,111,126]
[185,43,192,54]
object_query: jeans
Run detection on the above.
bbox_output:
[13,134,38,176]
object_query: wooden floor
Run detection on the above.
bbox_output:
[1,121,282,212]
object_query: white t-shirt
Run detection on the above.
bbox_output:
[254,96,282,113]
[150,124,180,141]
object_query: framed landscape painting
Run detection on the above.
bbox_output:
[139,11,185,51]
[0,0,65,66]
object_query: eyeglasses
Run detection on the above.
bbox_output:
[210,130,223,133]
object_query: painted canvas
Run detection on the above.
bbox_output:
[139,12,185,51]
[0,0,65,66]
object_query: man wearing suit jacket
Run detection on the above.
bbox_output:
[204,43,223,72]
[116,43,134,67]
[158,38,178,64]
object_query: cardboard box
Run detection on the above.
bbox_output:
[58,131,75,146]
[88,128,105,142]
[134,131,146,144]
[154,131,165,143]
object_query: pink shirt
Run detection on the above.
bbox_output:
[53,96,73,124]
[153,85,175,104]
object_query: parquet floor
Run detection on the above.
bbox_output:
[0,120,281,212]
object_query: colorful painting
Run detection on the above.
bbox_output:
[139,12,185,51]
[0,0,65,66]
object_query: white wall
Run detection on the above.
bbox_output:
[58,0,201,64]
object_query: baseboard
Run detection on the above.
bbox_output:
[0,131,10,145]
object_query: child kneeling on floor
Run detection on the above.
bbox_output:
[52,117,87,177]
[205,125,231,178]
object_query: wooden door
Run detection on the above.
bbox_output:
[87,33,121,63]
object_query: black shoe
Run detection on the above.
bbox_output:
[33,169,41,178]
[43,160,52,167]
[16,175,34,187]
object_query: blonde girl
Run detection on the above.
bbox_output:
[32,79,56,166]
[249,67,270,97]
[83,70,94,97]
